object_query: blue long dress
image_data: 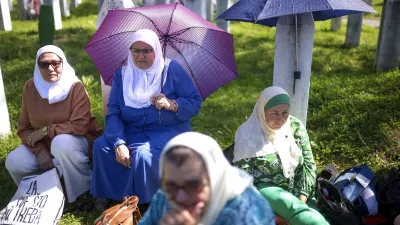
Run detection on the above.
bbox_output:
[90,61,202,203]
[138,187,276,225]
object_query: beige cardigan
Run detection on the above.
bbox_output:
[17,79,102,159]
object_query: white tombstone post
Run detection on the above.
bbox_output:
[71,0,81,8]
[375,0,400,71]
[144,0,155,5]
[345,13,363,47]
[17,0,27,20]
[183,0,205,18]
[216,0,229,32]
[206,0,212,21]
[0,66,11,138]
[96,2,134,118]
[331,17,341,31]
[98,0,103,12]
[100,77,111,117]
[0,0,12,31]
[59,0,69,17]
[155,0,169,4]
[273,13,315,126]
[43,0,62,30]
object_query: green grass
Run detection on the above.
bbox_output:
[1,0,399,224]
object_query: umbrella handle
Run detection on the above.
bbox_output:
[293,71,301,94]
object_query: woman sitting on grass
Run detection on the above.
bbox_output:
[233,86,329,225]
[90,29,202,213]
[5,45,102,209]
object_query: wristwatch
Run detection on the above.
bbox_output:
[173,100,179,113]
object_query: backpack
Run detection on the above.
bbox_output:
[316,178,364,225]
[376,167,400,220]
[334,164,379,216]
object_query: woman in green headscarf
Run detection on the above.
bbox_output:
[234,86,328,225]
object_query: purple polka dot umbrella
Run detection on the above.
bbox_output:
[85,2,238,100]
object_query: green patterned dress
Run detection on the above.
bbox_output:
[234,116,317,198]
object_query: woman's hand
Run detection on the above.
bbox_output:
[160,203,203,225]
[151,93,175,111]
[299,194,308,203]
[115,144,132,168]
[27,127,48,147]
[37,150,54,170]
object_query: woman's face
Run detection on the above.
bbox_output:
[130,41,155,70]
[162,152,211,218]
[37,53,63,83]
[265,104,290,130]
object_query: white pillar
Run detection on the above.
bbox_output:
[0,66,11,138]
[183,0,205,19]
[43,0,62,30]
[53,0,62,29]
[71,0,81,8]
[0,0,12,31]
[216,0,229,32]
[206,0,212,21]
[155,0,169,4]
[59,0,69,17]
[144,0,154,5]
[8,0,12,11]
[345,13,363,47]
[17,0,27,20]
[331,17,341,31]
[273,13,315,126]
[375,0,400,71]
[98,0,103,12]
[100,77,111,118]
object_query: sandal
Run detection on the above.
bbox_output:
[320,164,338,184]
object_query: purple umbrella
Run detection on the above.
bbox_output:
[85,2,237,100]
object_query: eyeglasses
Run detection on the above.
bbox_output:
[130,48,154,56]
[161,179,207,196]
[37,60,63,70]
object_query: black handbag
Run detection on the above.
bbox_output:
[316,178,364,225]
[376,167,400,220]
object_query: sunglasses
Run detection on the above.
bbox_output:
[37,60,63,70]
[130,48,154,56]
[161,179,207,196]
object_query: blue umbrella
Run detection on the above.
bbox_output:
[217,0,377,27]
[217,0,376,94]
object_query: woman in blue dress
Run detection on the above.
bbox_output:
[138,132,275,225]
[90,29,202,212]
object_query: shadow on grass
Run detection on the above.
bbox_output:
[0,159,17,209]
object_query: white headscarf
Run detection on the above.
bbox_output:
[161,132,253,225]
[234,86,301,179]
[122,29,170,108]
[33,45,80,104]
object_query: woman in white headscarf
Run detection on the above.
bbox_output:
[90,29,202,213]
[5,45,102,206]
[138,131,275,225]
[234,86,328,225]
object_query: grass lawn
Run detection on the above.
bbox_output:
[1,0,399,224]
